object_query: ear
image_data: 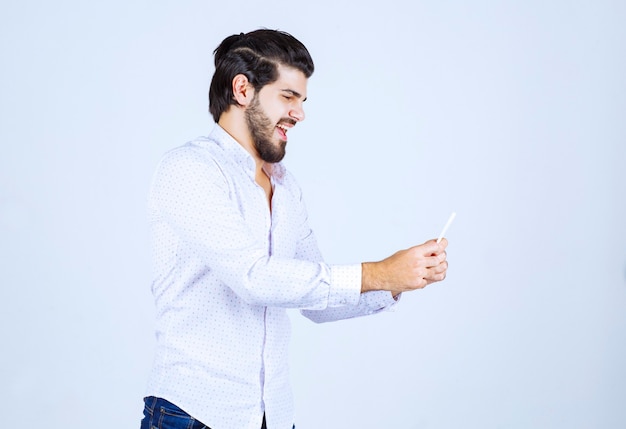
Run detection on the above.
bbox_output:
[232,74,254,106]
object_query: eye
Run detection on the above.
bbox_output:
[283,95,293,101]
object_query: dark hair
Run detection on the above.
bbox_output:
[208,29,314,123]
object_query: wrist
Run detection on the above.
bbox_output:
[361,262,382,293]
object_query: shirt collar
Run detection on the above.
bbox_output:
[205,125,286,183]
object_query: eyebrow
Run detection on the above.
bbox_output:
[280,89,307,102]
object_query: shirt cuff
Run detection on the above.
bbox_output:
[327,264,362,307]
[361,290,400,312]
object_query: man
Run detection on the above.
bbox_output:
[141,29,448,429]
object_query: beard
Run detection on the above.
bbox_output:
[244,94,288,163]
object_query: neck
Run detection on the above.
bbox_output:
[218,110,266,176]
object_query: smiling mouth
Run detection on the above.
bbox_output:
[276,122,294,140]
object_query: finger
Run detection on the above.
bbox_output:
[417,255,441,268]
[415,277,429,289]
[431,261,448,274]
[414,241,442,257]
[428,250,447,261]
[425,266,447,282]
[426,238,448,253]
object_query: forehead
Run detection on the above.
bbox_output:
[268,64,308,98]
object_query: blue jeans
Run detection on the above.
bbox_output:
[140,397,271,429]
[141,397,211,429]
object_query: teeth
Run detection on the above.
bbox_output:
[277,124,288,133]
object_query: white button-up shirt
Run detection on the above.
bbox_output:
[146,125,397,429]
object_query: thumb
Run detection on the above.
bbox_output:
[417,240,442,256]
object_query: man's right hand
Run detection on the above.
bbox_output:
[361,238,448,295]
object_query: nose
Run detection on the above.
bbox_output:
[289,104,305,122]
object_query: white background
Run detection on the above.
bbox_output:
[1,1,625,428]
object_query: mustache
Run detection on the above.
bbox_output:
[278,118,297,126]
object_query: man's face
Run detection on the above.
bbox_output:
[245,65,308,163]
